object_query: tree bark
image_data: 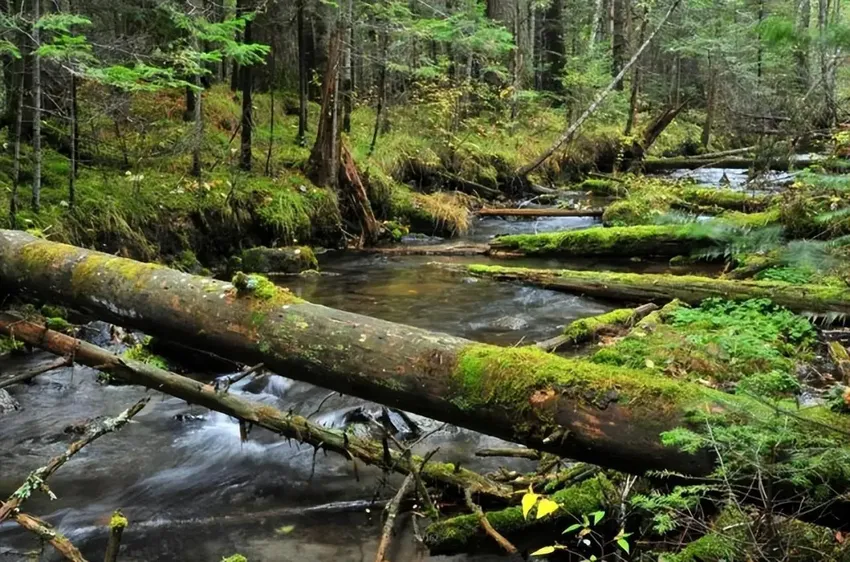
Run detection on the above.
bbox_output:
[794,0,810,91]
[339,143,381,245]
[307,28,343,188]
[341,0,353,134]
[297,0,308,146]
[701,56,715,148]
[4,233,850,528]
[238,0,253,171]
[611,0,626,88]
[69,73,77,208]
[369,28,388,155]
[623,9,647,136]
[9,55,24,228]
[31,0,42,212]
[439,262,850,316]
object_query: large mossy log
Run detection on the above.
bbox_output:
[477,208,605,218]
[489,225,717,258]
[442,263,850,316]
[6,230,850,518]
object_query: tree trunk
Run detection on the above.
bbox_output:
[339,143,381,245]
[794,0,810,91]
[307,28,343,188]
[297,0,308,146]
[264,46,275,176]
[440,262,850,316]
[368,29,388,156]
[341,0,353,134]
[624,9,647,136]
[191,74,203,178]
[238,0,253,171]
[31,0,41,213]
[590,0,605,49]
[4,232,850,529]
[540,0,565,93]
[9,56,24,229]
[69,73,77,208]
[611,0,626,88]
[701,56,715,148]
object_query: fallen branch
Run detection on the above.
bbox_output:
[536,304,659,352]
[475,448,540,460]
[374,474,415,562]
[0,396,149,524]
[477,208,604,218]
[464,488,517,554]
[0,314,511,501]
[0,355,70,390]
[10,510,88,562]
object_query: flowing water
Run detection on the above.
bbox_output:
[0,198,718,561]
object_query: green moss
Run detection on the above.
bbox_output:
[450,342,707,418]
[719,208,781,229]
[578,178,626,197]
[241,246,318,274]
[45,317,73,333]
[424,475,613,552]
[562,307,635,344]
[231,272,303,307]
[491,225,715,257]
[109,510,128,530]
[123,337,169,371]
[679,187,770,211]
[221,556,248,562]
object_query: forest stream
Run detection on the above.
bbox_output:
[0,171,784,561]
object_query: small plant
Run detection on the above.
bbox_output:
[521,488,630,559]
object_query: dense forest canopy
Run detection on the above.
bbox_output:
[3,0,850,561]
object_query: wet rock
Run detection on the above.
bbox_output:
[241,246,318,274]
[491,315,530,331]
[0,389,19,414]
[461,277,479,284]
[174,412,207,423]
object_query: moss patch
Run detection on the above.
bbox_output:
[562,307,636,344]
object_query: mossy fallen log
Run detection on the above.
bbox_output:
[440,263,850,316]
[536,304,659,352]
[641,157,812,172]
[677,188,772,212]
[477,207,605,218]
[489,225,718,258]
[424,474,614,555]
[7,231,850,530]
[240,246,318,274]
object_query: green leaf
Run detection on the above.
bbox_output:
[530,546,556,556]
[535,498,560,520]
[275,525,296,535]
[591,510,605,525]
[563,523,582,534]
[617,538,631,554]
[522,492,539,519]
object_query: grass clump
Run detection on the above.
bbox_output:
[123,336,169,371]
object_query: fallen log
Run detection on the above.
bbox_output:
[0,230,726,477]
[477,208,605,218]
[641,156,827,172]
[6,232,850,530]
[9,510,88,562]
[489,225,718,258]
[357,243,491,257]
[438,263,850,316]
[536,304,658,352]
[676,188,772,213]
[0,313,511,501]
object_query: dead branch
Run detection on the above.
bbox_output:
[0,356,71,390]
[475,447,541,460]
[103,510,127,562]
[0,397,149,524]
[374,474,415,562]
[8,509,89,562]
[463,488,518,555]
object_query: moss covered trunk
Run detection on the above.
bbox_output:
[489,225,718,257]
[442,263,850,316]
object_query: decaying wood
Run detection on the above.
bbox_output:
[464,488,517,554]
[0,396,148,524]
[339,143,381,246]
[475,447,540,460]
[374,474,415,562]
[828,341,850,383]
[10,510,89,562]
[536,303,659,352]
[437,262,850,316]
[477,207,605,218]
[0,355,70,390]
[0,313,511,501]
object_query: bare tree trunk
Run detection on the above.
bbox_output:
[702,56,715,149]
[623,8,647,136]
[368,29,388,156]
[307,28,342,187]
[238,0,253,171]
[69,74,77,208]
[519,0,682,176]
[612,0,626,88]
[341,0,353,133]
[31,0,41,213]
[297,0,308,146]
[794,0,811,91]
[590,0,605,49]
[9,56,24,228]
[191,76,203,178]
[264,46,275,176]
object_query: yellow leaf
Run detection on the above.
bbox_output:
[275,525,295,535]
[535,498,560,520]
[645,359,655,369]
[522,492,540,519]
[530,546,556,556]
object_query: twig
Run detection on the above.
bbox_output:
[475,447,541,460]
[9,509,89,562]
[374,474,415,562]
[0,397,149,524]
[463,488,518,554]
[0,356,70,389]
[223,362,265,390]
